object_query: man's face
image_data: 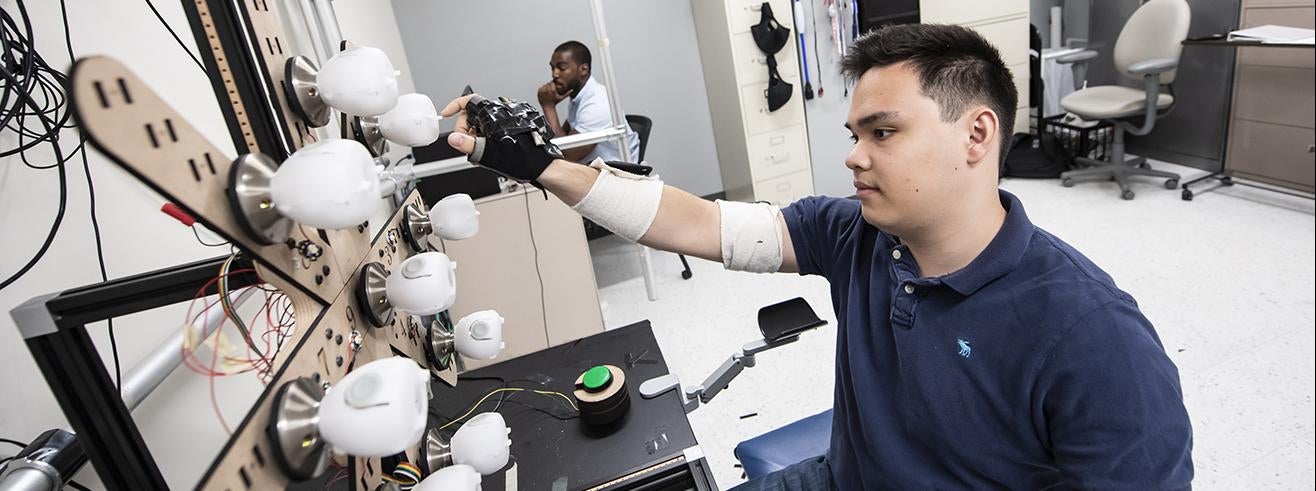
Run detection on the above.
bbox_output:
[844,62,976,235]
[550,51,587,97]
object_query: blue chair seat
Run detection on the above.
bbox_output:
[734,409,833,480]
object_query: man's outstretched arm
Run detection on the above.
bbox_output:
[441,94,798,273]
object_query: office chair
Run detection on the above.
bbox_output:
[1054,0,1190,200]
[625,114,694,280]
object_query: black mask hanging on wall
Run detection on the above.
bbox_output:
[751,2,792,112]
[764,56,793,111]
[751,3,791,55]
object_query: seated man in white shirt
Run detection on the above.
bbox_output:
[537,40,640,163]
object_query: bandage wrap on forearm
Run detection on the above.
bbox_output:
[571,159,664,242]
[717,200,784,273]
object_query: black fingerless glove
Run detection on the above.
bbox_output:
[465,96,564,183]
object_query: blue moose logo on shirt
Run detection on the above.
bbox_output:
[957,338,972,358]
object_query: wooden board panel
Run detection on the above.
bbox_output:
[240,0,320,152]
[71,55,458,488]
[187,0,261,153]
[198,191,454,490]
[70,56,366,305]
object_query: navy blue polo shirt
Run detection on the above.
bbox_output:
[782,190,1193,490]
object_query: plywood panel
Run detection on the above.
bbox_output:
[197,191,451,490]
[70,56,366,305]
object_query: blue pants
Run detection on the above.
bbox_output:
[731,456,836,491]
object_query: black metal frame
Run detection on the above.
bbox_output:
[1180,172,1316,201]
[13,255,260,490]
[178,0,293,159]
[8,0,305,488]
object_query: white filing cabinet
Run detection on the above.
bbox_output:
[921,0,1031,134]
[693,0,815,206]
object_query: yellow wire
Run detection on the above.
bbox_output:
[437,387,578,432]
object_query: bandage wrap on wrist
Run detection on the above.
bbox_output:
[570,159,664,242]
[717,200,784,273]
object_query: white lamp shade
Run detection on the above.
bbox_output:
[269,139,380,229]
[454,310,504,360]
[318,357,430,457]
[318,46,400,116]
[414,465,480,491]
[429,193,480,240]
[385,252,457,315]
[379,93,441,147]
[450,412,511,475]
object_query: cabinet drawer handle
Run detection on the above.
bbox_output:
[776,182,792,192]
[766,152,791,163]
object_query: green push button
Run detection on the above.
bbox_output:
[582,366,612,391]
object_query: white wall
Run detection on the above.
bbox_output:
[0,0,415,487]
[390,0,726,197]
[798,0,867,198]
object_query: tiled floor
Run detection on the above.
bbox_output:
[590,161,1316,489]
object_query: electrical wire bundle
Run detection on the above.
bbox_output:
[2,0,83,291]
[381,461,423,490]
[432,375,580,439]
[2,0,124,387]
[179,252,296,433]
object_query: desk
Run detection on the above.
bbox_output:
[1179,37,1315,201]
[430,321,716,490]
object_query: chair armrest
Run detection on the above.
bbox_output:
[1128,58,1178,76]
[1055,49,1099,64]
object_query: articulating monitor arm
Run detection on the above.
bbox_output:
[638,334,804,414]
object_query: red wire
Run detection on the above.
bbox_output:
[180,268,264,377]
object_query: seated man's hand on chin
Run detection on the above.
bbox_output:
[536,81,568,108]
[440,94,566,184]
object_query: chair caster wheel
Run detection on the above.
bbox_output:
[1164,179,1179,190]
[1061,177,1075,188]
[681,270,693,280]
[1121,190,1135,200]
[1182,189,1194,201]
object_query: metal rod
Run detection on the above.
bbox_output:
[312,0,344,53]
[296,0,330,63]
[587,0,633,161]
[119,288,257,410]
[552,127,627,150]
[395,127,628,186]
[0,467,53,491]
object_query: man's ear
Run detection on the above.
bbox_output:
[965,107,999,167]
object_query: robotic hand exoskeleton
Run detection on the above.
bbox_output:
[465,96,564,185]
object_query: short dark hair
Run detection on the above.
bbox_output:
[554,40,592,68]
[840,24,1017,162]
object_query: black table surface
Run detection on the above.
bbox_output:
[429,320,699,490]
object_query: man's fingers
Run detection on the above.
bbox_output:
[452,111,471,135]
[447,132,478,156]
[440,94,477,118]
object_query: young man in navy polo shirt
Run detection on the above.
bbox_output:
[440,23,1192,491]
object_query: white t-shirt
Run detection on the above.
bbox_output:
[566,76,641,163]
